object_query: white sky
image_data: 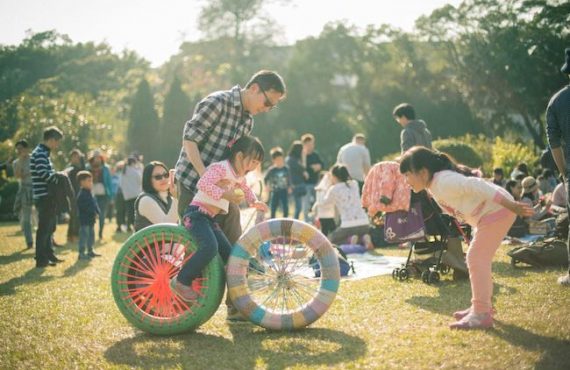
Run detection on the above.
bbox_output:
[0,0,462,67]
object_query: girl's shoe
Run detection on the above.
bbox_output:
[449,312,493,330]
[453,307,496,321]
[170,278,198,303]
[349,235,359,245]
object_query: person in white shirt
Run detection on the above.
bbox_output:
[120,156,143,232]
[336,133,371,193]
[400,146,532,330]
[134,161,178,231]
[315,164,372,249]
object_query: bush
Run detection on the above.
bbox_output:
[492,137,538,178]
[0,178,19,221]
[433,139,483,169]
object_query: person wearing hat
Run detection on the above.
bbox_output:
[545,47,570,286]
[87,149,114,240]
[521,176,552,221]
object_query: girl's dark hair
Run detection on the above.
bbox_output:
[505,180,518,196]
[399,146,475,178]
[225,136,264,164]
[287,140,303,159]
[330,164,351,186]
[142,161,169,194]
[516,162,529,175]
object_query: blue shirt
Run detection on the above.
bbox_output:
[77,188,100,225]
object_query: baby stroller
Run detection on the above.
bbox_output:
[392,192,469,284]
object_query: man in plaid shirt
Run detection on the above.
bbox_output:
[175,70,286,245]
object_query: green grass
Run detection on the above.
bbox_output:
[1,222,569,369]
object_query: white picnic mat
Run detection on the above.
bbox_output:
[240,209,406,281]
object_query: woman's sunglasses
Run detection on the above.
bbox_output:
[153,172,169,180]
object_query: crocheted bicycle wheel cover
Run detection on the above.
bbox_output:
[111,223,225,335]
[227,218,340,330]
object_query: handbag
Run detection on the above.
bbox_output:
[384,202,425,243]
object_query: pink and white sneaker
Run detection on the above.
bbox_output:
[449,312,493,330]
[170,278,199,303]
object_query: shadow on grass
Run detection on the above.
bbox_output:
[62,259,91,277]
[0,266,54,296]
[405,280,518,316]
[104,326,366,369]
[0,249,34,265]
[491,321,570,369]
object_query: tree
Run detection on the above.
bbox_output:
[416,0,570,148]
[127,79,160,162]
[160,77,192,167]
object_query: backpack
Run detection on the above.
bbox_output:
[310,246,355,277]
[507,237,569,268]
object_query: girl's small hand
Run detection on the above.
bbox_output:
[251,201,269,213]
[223,189,245,204]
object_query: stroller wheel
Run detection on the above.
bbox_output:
[428,271,440,284]
[440,265,450,275]
[392,268,400,280]
[398,268,410,281]
[421,270,429,283]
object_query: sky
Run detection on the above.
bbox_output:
[0,0,463,67]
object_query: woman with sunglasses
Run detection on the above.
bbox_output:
[134,161,178,231]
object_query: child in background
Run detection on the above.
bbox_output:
[76,171,101,260]
[399,146,532,329]
[170,136,268,304]
[312,171,336,236]
[264,147,290,218]
[314,164,373,249]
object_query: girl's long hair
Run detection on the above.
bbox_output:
[399,146,475,179]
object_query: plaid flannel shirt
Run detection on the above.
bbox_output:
[175,85,253,191]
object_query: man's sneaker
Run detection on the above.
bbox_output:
[169,278,199,303]
[87,252,101,258]
[558,274,570,286]
[226,305,247,322]
[78,254,90,260]
[450,312,493,330]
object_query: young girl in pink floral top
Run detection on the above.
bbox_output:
[400,146,533,329]
[171,136,268,302]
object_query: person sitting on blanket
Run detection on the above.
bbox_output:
[314,164,373,249]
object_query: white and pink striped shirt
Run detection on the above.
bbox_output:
[191,160,257,215]
[428,170,514,227]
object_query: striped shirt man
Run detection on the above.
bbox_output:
[30,143,55,200]
[175,85,253,191]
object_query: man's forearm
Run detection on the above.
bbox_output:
[183,140,206,176]
[551,147,566,176]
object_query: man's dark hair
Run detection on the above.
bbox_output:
[76,170,92,183]
[15,139,29,148]
[43,126,63,141]
[246,70,286,94]
[493,167,504,176]
[392,103,416,120]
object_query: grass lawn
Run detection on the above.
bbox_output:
[1,221,569,369]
